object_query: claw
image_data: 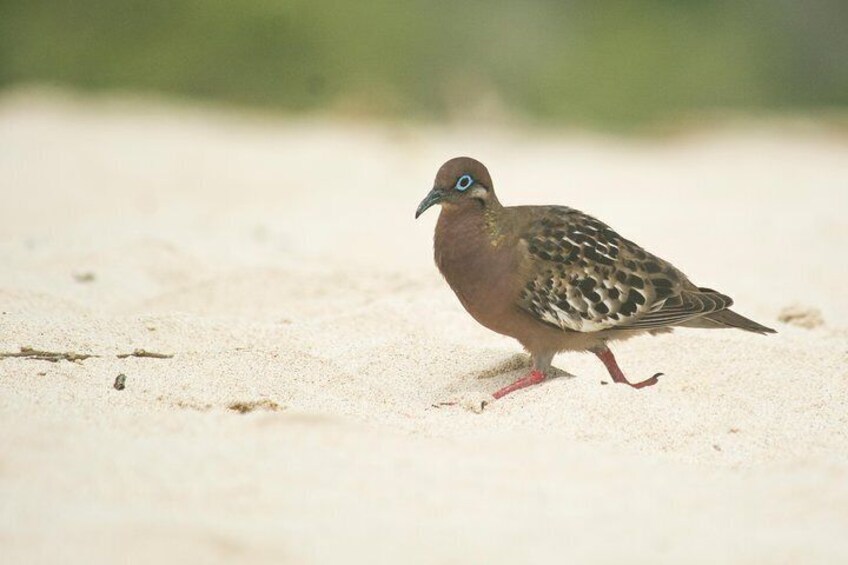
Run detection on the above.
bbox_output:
[593,346,663,390]
[627,372,663,389]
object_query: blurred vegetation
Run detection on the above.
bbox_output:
[1,0,846,127]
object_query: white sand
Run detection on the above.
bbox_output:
[1,92,847,564]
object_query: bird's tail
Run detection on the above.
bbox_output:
[699,308,776,335]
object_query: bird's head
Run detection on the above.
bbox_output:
[415,157,495,219]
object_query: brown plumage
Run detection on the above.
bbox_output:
[416,156,775,399]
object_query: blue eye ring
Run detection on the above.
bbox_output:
[454,174,474,191]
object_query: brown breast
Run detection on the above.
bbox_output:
[433,206,526,338]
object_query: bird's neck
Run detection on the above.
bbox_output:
[437,196,506,248]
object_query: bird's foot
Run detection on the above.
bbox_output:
[620,372,663,389]
[592,346,662,390]
[492,370,546,399]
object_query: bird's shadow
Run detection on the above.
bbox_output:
[469,353,577,383]
[431,354,578,411]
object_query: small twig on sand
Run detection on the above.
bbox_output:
[1,347,174,363]
[431,401,457,408]
[0,346,97,363]
[116,349,174,359]
[228,399,282,414]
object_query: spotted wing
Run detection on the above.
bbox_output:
[517,206,732,332]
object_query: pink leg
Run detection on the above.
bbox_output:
[492,370,546,399]
[592,346,661,389]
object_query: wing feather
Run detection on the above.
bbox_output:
[516,206,731,333]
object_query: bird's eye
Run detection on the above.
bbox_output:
[454,174,474,191]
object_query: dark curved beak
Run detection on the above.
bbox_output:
[415,188,443,219]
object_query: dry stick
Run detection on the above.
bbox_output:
[0,346,97,363]
[0,347,175,363]
[116,349,174,359]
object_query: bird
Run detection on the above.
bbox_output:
[415,157,775,399]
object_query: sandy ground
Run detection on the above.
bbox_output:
[1,91,847,564]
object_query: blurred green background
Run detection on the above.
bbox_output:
[1,0,846,127]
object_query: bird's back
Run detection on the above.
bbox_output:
[504,204,774,335]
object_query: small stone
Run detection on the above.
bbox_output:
[459,393,490,414]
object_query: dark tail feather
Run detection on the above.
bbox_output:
[702,309,776,335]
